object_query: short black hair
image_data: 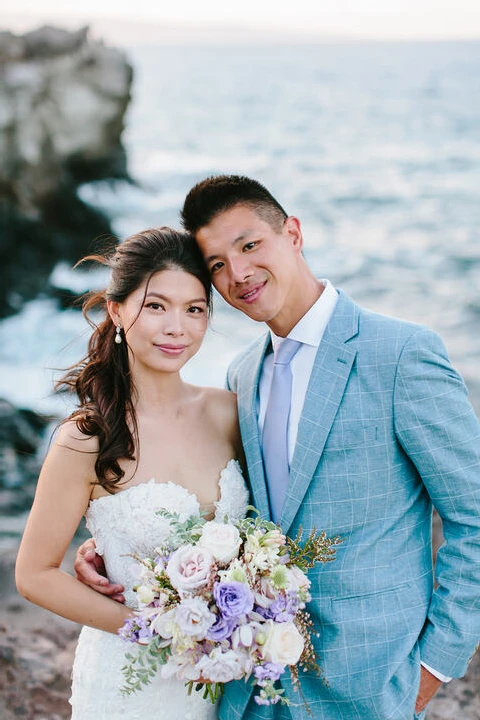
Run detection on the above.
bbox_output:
[181,175,288,235]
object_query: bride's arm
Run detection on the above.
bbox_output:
[15,421,133,634]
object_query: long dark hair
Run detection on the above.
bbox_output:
[58,227,212,492]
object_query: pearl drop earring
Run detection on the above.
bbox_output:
[115,324,122,344]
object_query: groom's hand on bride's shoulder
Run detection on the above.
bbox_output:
[74,538,125,603]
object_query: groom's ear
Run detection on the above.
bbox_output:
[283,216,303,253]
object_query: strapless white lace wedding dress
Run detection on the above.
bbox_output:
[69,459,249,720]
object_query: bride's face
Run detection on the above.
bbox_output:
[109,268,208,375]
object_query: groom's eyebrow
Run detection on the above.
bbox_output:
[204,231,252,264]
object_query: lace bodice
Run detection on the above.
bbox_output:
[85,459,249,610]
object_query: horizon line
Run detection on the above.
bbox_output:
[2,12,480,45]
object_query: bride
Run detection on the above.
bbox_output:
[15,227,249,719]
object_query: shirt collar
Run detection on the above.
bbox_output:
[270,280,338,350]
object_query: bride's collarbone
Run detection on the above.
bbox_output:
[132,426,236,481]
[135,392,235,442]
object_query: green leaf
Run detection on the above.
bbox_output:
[120,638,171,696]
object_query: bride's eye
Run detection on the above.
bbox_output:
[145,302,163,310]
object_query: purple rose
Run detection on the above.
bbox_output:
[206,613,238,642]
[214,581,254,619]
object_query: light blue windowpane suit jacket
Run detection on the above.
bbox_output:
[220,290,480,720]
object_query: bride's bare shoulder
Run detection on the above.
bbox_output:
[196,386,244,467]
[200,386,241,450]
[54,418,99,454]
[201,386,237,418]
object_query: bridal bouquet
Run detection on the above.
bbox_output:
[119,508,341,707]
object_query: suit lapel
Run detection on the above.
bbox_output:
[235,334,271,519]
[280,292,359,533]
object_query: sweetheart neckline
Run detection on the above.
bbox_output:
[88,458,240,508]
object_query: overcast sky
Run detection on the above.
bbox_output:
[3,0,480,42]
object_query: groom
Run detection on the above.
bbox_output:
[76,175,480,719]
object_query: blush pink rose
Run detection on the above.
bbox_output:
[166,544,214,594]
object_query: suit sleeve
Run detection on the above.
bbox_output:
[393,327,480,677]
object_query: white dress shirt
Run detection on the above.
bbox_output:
[258,279,338,462]
[257,278,450,684]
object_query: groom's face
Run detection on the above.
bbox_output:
[195,204,304,329]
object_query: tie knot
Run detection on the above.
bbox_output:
[273,338,301,365]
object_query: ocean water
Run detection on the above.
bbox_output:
[1,41,479,415]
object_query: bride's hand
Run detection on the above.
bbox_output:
[74,538,126,603]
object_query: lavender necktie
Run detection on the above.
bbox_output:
[262,338,301,523]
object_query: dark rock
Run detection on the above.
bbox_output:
[0,399,52,492]
[23,25,89,59]
[0,31,24,62]
[0,25,133,318]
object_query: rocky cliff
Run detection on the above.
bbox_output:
[0,25,133,316]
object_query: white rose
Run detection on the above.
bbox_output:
[174,596,216,640]
[166,544,214,594]
[261,620,304,666]
[198,521,241,564]
[195,647,246,683]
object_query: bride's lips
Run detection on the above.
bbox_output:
[237,281,266,305]
[155,344,188,356]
